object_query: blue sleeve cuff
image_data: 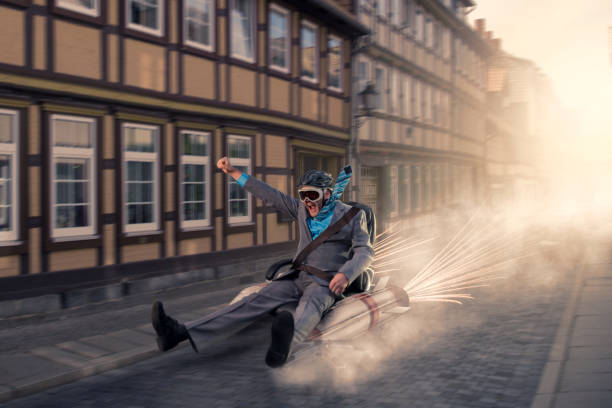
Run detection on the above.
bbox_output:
[236,173,249,187]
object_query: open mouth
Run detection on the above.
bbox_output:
[305,201,318,212]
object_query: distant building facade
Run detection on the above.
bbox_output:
[0,0,366,293]
[351,0,490,230]
[476,19,554,207]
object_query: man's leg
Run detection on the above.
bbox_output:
[292,279,337,343]
[184,278,300,353]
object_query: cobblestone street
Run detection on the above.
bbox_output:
[1,261,577,408]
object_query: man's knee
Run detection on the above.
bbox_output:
[305,286,336,313]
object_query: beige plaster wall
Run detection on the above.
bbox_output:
[230,66,256,106]
[183,54,215,99]
[179,237,212,255]
[49,249,97,272]
[268,77,290,114]
[124,39,166,92]
[0,255,20,278]
[54,20,101,79]
[0,7,24,66]
[122,243,160,263]
[226,232,253,250]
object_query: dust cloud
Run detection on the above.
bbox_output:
[273,187,611,390]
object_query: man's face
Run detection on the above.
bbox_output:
[300,187,332,218]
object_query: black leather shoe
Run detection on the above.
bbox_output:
[265,311,294,368]
[152,301,188,352]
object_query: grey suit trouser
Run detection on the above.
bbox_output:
[185,271,336,352]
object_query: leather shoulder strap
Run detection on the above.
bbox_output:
[293,206,361,268]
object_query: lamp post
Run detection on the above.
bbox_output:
[349,82,378,202]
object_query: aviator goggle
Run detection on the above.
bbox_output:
[298,186,327,202]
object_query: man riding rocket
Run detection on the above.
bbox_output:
[151,157,373,367]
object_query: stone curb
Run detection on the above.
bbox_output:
[530,262,586,408]
[0,345,165,404]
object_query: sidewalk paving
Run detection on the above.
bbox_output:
[0,303,223,404]
[531,259,612,408]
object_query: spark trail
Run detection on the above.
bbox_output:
[370,209,541,305]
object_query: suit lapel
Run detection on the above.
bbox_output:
[329,201,346,225]
[299,204,312,243]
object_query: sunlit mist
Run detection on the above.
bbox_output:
[471,1,612,217]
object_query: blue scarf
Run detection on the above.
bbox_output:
[307,165,353,239]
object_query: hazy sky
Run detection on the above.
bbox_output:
[470,1,612,156]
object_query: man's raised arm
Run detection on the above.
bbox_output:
[217,157,300,220]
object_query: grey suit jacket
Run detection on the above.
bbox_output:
[243,176,374,285]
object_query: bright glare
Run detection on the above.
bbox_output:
[470,0,612,215]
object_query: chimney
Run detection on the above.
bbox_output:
[474,18,486,36]
[492,38,502,51]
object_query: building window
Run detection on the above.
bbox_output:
[425,16,433,49]
[390,70,400,115]
[411,164,420,212]
[413,78,420,119]
[375,66,386,112]
[184,0,214,51]
[402,0,413,30]
[422,165,430,210]
[327,35,342,91]
[424,84,431,123]
[227,135,251,224]
[415,8,423,42]
[389,165,399,217]
[122,123,159,233]
[57,0,100,17]
[300,20,318,82]
[180,130,210,229]
[400,165,411,215]
[0,109,18,241]
[403,75,412,118]
[230,0,255,62]
[268,4,290,72]
[433,88,440,125]
[50,115,96,238]
[443,28,451,60]
[390,0,401,26]
[357,59,369,93]
[127,0,163,37]
[377,0,386,18]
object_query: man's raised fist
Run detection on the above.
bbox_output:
[217,156,233,174]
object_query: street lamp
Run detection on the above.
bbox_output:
[357,82,378,121]
[349,82,378,202]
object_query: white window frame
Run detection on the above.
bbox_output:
[268,3,290,73]
[126,0,164,37]
[0,109,19,242]
[57,0,100,17]
[230,0,256,63]
[50,114,97,238]
[300,20,319,83]
[180,130,210,229]
[122,123,160,233]
[327,34,343,92]
[227,135,252,225]
[183,0,215,52]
